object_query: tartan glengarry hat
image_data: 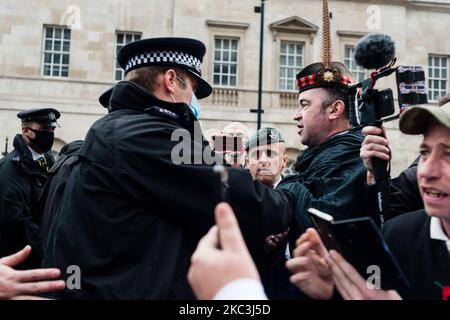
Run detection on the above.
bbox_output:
[17,108,61,128]
[296,0,354,94]
[296,62,354,94]
[117,37,212,99]
[245,127,285,151]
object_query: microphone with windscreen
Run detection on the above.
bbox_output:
[347,33,427,226]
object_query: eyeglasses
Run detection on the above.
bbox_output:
[176,75,198,93]
[176,75,187,88]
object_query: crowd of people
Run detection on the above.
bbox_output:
[0,1,449,301]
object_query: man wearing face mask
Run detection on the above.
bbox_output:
[0,108,60,269]
[43,38,292,299]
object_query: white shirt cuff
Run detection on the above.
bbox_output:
[213,278,268,300]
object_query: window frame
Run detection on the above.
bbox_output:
[114,31,142,81]
[41,25,71,78]
[212,37,240,88]
[337,32,370,85]
[278,40,305,92]
[206,20,248,90]
[344,44,367,83]
[272,33,313,93]
[428,54,449,102]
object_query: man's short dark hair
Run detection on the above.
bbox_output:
[320,87,349,119]
[125,66,189,92]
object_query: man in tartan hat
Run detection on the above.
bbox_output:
[277,0,368,261]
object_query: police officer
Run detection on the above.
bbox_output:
[43,37,292,299]
[0,108,60,269]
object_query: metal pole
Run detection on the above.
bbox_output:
[256,0,265,130]
[2,137,8,157]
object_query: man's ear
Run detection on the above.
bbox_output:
[22,125,29,135]
[282,154,288,169]
[164,69,177,94]
[328,100,346,120]
[21,125,35,140]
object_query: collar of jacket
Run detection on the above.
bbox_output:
[49,140,83,174]
[12,134,47,175]
[294,128,362,173]
[109,80,194,123]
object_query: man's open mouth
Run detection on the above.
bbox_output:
[422,187,449,199]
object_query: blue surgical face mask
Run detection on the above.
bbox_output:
[190,94,201,119]
[176,75,201,119]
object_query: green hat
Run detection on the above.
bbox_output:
[399,102,450,135]
[245,127,285,151]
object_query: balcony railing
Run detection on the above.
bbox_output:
[205,88,300,110]
[279,92,298,109]
[210,88,239,106]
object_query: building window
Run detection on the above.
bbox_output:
[428,55,448,101]
[344,45,366,83]
[42,26,71,77]
[279,41,304,91]
[213,38,239,87]
[115,32,142,81]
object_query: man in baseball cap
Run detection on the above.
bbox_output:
[400,102,450,134]
[288,102,450,300]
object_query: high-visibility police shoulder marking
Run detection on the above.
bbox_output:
[145,106,180,120]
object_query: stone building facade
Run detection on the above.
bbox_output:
[0,0,449,175]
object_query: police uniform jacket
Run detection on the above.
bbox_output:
[0,134,53,268]
[43,81,293,299]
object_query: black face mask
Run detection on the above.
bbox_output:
[27,128,54,153]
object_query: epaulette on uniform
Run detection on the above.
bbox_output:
[11,153,21,162]
[144,106,180,121]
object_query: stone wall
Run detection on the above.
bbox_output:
[0,0,449,175]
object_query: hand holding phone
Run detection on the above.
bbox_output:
[212,135,243,153]
[307,208,409,290]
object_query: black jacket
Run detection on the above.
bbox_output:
[40,140,83,253]
[382,210,450,300]
[278,130,368,239]
[43,81,293,299]
[366,157,423,222]
[390,157,423,216]
[0,134,53,268]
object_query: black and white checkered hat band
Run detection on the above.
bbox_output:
[125,51,202,73]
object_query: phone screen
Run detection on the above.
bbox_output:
[307,208,341,252]
[212,135,243,153]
